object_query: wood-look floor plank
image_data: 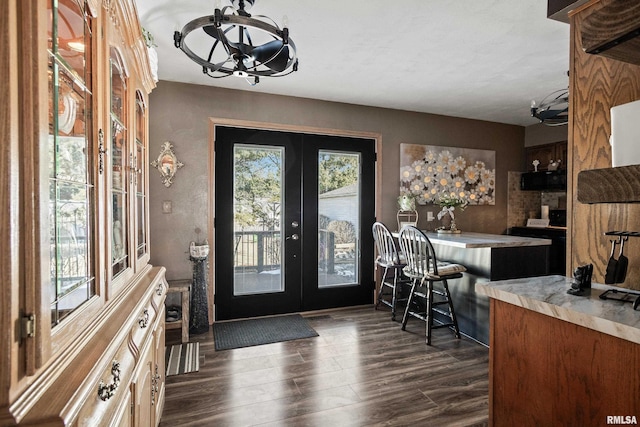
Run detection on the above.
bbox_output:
[159,306,489,426]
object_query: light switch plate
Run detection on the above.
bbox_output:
[162,200,172,214]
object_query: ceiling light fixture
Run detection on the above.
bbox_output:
[173,0,299,86]
[531,88,569,126]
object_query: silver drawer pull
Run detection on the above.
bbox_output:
[97,361,121,401]
[138,308,149,328]
[156,282,164,296]
[151,365,161,406]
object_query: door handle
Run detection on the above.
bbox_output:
[286,234,299,241]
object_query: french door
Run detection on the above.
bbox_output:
[214,126,376,320]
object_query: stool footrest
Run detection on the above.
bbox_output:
[432,307,452,317]
[431,322,455,329]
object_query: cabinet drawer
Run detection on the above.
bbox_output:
[129,300,157,358]
[75,338,136,426]
[151,277,167,311]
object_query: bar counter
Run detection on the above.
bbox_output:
[423,231,551,248]
[403,231,552,345]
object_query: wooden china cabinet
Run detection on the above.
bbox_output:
[1,0,164,425]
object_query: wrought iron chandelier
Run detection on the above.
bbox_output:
[173,0,299,85]
[531,88,569,126]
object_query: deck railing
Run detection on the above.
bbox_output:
[234,231,281,272]
[234,229,340,274]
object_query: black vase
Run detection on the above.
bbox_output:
[189,256,210,334]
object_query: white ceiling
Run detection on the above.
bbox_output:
[135,0,570,127]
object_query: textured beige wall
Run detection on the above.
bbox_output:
[148,80,525,282]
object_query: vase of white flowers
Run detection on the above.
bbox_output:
[398,193,416,211]
[397,193,418,230]
[435,194,468,233]
[142,27,158,83]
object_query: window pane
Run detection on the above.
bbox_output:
[55,183,90,292]
[56,0,88,78]
[135,95,147,259]
[318,151,361,288]
[110,48,128,276]
[56,133,88,183]
[48,64,55,179]
[136,141,144,189]
[48,0,95,327]
[112,191,128,275]
[233,145,284,295]
[52,279,94,325]
[110,51,125,122]
[137,194,146,258]
[135,95,145,142]
[111,121,126,191]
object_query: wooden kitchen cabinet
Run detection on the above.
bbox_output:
[132,334,156,427]
[525,141,567,171]
[581,0,640,66]
[0,1,162,425]
[480,279,640,426]
[153,307,167,424]
[130,304,165,427]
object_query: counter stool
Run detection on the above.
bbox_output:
[397,225,466,345]
[372,222,411,320]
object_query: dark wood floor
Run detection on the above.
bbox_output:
[159,306,489,426]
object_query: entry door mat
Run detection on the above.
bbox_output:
[165,342,200,376]
[213,314,319,351]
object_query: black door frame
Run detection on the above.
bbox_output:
[209,120,381,321]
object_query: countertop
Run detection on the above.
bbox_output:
[476,275,640,345]
[423,231,552,249]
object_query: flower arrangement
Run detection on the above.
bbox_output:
[435,193,468,232]
[397,193,416,211]
[436,193,469,210]
[142,27,156,48]
[399,148,495,206]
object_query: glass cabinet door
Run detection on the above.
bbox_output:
[47,0,96,326]
[135,91,147,260]
[110,48,129,278]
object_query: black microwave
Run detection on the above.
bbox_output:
[521,170,566,191]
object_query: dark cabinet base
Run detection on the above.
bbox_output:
[434,243,550,346]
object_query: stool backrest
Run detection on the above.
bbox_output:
[397,225,440,278]
[372,222,402,267]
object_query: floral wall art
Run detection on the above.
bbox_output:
[400,143,496,206]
